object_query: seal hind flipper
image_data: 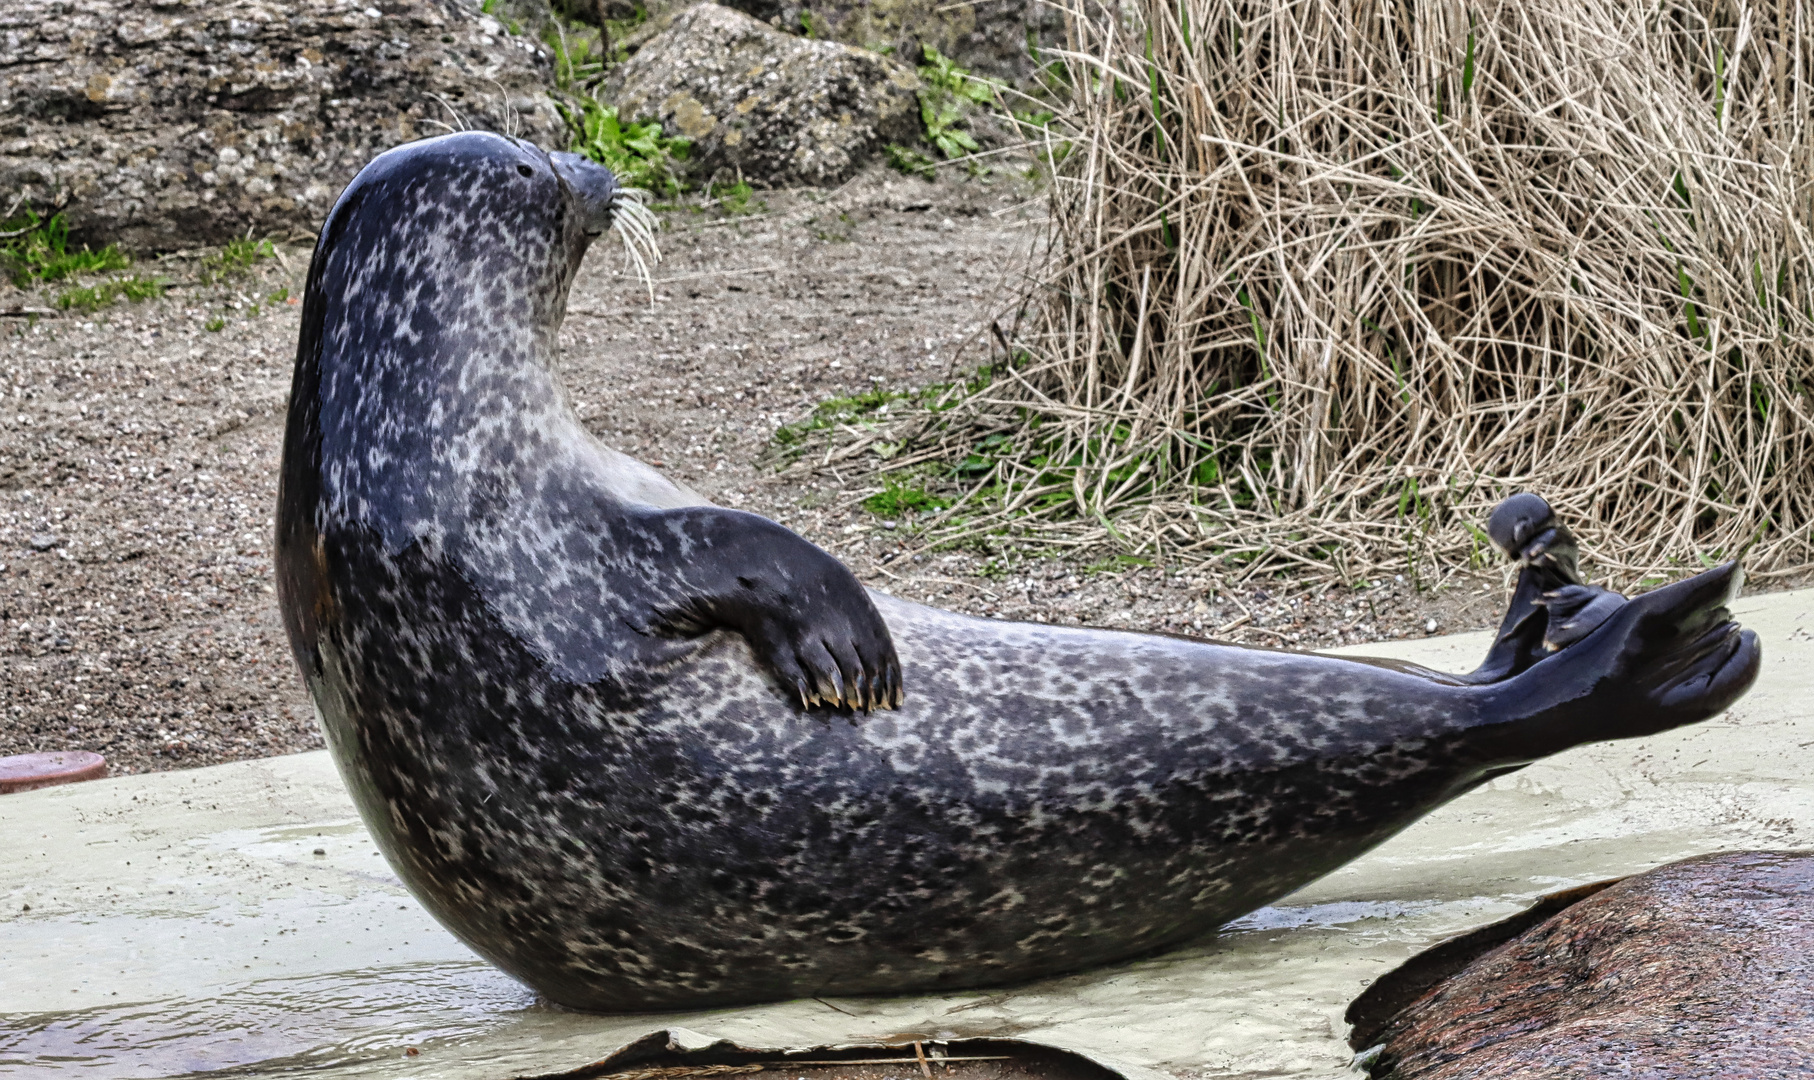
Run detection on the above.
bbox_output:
[1596,560,1756,719]
[1537,584,1626,651]
[1474,558,1758,764]
[1466,493,1628,684]
[640,505,902,711]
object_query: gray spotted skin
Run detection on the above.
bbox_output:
[278,132,1763,1012]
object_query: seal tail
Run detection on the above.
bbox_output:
[1472,559,1760,766]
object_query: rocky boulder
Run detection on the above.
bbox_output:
[0,0,567,252]
[721,0,1062,85]
[603,3,920,188]
[1351,850,1814,1078]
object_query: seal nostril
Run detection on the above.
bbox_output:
[517,164,533,177]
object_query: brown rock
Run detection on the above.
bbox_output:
[1352,850,1814,1078]
[0,750,108,793]
[603,2,920,188]
[0,0,568,252]
[721,0,1061,84]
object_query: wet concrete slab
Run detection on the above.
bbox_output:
[3,588,1811,1079]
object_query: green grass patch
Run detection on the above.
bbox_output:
[1012,108,1071,172]
[915,47,1001,160]
[777,368,996,461]
[919,46,1001,106]
[204,316,226,332]
[200,237,276,285]
[544,3,646,87]
[557,96,690,196]
[863,476,953,517]
[546,18,604,85]
[774,387,906,449]
[952,431,1012,477]
[920,93,980,160]
[709,180,761,214]
[544,3,680,193]
[56,274,168,313]
[2,208,130,287]
[886,144,938,179]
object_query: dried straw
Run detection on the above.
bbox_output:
[874,0,1814,587]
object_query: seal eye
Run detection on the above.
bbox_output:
[517,164,533,178]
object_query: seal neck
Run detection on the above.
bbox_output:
[289,194,597,541]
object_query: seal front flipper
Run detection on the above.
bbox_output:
[638,505,902,710]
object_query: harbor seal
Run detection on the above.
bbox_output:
[276,131,1762,1012]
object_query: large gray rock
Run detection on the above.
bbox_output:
[0,0,568,252]
[604,3,920,188]
[720,0,1063,85]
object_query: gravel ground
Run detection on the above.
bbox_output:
[2,167,1553,776]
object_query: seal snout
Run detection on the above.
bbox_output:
[550,150,621,236]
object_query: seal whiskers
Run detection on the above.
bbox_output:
[278,132,1762,1013]
[609,188,660,296]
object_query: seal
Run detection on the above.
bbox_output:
[276,131,1763,1012]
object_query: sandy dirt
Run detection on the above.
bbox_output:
[2,167,1522,776]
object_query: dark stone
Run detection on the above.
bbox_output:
[720,0,1063,84]
[603,3,920,187]
[1352,850,1814,1078]
[0,0,568,251]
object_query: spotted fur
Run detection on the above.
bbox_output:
[278,132,1762,1011]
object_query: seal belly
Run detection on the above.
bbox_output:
[307,523,1489,1010]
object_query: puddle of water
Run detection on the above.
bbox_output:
[0,962,536,1078]
[1221,899,1446,934]
[2,892,480,1012]
[187,820,402,887]
[192,820,368,855]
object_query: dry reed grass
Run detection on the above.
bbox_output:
[865,0,1814,587]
